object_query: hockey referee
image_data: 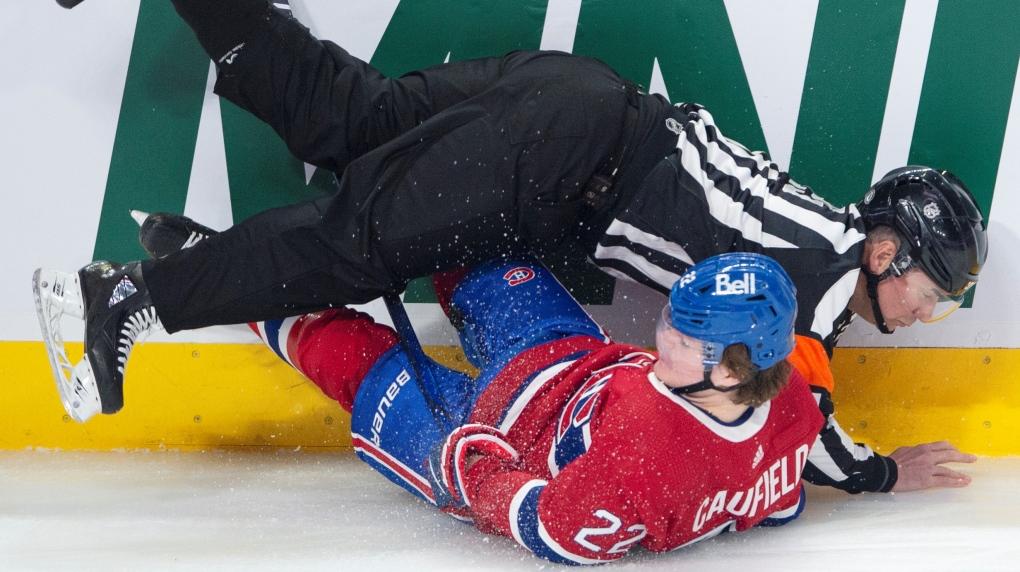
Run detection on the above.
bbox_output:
[36,0,985,496]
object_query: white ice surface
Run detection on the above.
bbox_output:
[1,451,1017,571]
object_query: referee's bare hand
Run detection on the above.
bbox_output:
[889,440,977,492]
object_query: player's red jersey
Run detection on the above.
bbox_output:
[255,310,824,564]
[463,338,824,564]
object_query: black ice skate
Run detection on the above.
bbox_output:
[131,210,218,259]
[33,261,160,421]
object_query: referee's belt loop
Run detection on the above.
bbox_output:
[581,88,640,211]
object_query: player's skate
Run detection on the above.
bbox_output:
[33,261,160,422]
[131,210,217,259]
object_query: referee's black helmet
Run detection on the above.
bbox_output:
[859,166,988,298]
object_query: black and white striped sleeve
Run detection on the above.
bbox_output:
[590,103,866,345]
[801,387,898,493]
[592,218,693,294]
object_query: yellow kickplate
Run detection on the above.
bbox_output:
[829,348,1020,456]
[3,342,1017,454]
[3,342,350,451]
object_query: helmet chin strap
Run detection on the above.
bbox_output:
[864,268,895,335]
[670,368,745,396]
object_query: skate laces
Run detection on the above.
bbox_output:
[116,306,161,374]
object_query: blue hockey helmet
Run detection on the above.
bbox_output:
[667,253,797,370]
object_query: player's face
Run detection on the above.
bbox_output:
[876,269,961,330]
[654,306,709,382]
[654,306,744,392]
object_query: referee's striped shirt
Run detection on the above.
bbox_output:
[589,103,896,493]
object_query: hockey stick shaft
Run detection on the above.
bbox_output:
[382,293,455,430]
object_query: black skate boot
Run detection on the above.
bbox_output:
[34,261,160,421]
[131,210,218,259]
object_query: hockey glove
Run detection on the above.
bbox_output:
[426,424,519,512]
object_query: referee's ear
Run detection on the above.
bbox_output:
[862,237,898,275]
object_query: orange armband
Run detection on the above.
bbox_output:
[787,335,834,392]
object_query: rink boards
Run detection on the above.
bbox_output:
[3,3,1018,453]
[4,342,1019,455]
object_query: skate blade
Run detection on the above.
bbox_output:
[70,358,102,422]
[33,268,84,318]
[32,268,100,422]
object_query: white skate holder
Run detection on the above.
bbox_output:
[32,268,102,422]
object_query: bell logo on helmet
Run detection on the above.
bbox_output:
[670,253,796,370]
[715,272,756,295]
[923,202,941,220]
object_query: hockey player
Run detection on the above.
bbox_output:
[225,248,823,565]
[35,0,984,495]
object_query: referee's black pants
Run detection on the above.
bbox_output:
[145,0,636,333]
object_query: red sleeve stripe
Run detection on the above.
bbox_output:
[352,433,435,504]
